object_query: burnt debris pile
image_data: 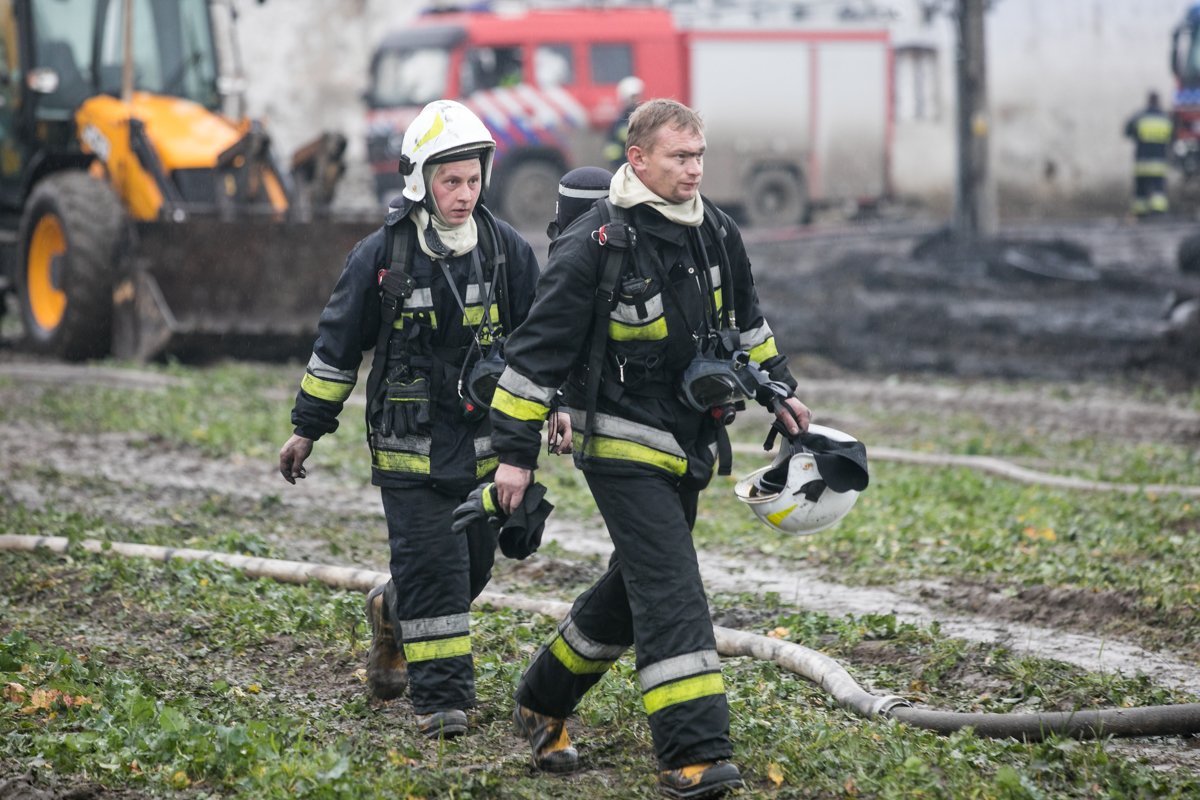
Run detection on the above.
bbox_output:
[757,227,1200,381]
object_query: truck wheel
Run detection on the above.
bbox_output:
[745,169,807,228]
[1178,233,1200,275]
[15,172,126,360]
[499,160,561,231]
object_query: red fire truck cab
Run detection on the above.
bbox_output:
[365,6,892,229]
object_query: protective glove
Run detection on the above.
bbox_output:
[382,375,430,438]
[451,483,502,536]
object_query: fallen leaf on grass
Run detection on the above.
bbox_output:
[354,668,368,682]
[845,777,858,795]
[766,627,790,640]
[767,763,784,788]
[388,749,419,766]
[3,682,25,703]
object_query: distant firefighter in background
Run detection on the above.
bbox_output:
[1124,91,1173,219]
[604,76,645,170]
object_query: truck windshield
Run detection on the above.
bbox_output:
[372,47,449,107]
[95,0,220,108]
[1178,23,1200,87]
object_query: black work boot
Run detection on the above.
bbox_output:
[365,581,408,701]
[658,762,744,799]
[512,703,581,773]
[415,709,469,739]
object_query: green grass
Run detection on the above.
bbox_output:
[3,537,1199,799]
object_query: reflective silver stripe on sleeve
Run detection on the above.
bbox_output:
[610,293,664,324]
[474,436,494,458]
[568,408,686,458]
[406,287,434,309]
[306,352,357,383]
[400,612,471,640]
[709,266,722,288]
[740,321,773,350]
[465,282,493,305]
[559,617,628,661]
[639,649,722,692]
[370,433,433,455]
[497,367,558,405]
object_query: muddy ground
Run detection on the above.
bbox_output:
[3,358,1200,697]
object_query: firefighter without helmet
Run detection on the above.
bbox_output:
[397,100,497,205]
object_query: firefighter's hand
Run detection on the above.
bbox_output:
[279,435,314,485]
[775,397,811,436]
[548,412,573,455]
[495,463,532,515]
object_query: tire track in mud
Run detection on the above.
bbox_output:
[4,421,1199,696]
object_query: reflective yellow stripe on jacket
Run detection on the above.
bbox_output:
[568,408,688,476]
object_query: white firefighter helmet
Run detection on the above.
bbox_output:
[734,424,861,536]
[398,100,496,204]
[617,75,644,104]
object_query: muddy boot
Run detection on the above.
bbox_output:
[415,709,469,739]
[365,581,408,701]
[512,703,580,773]
[658,762,743,799]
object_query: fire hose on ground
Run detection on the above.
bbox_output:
[3,534,1200,742]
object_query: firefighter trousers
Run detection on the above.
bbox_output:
[514,470,732,769]
[382,485,497,714]
[1133,174,1168,216]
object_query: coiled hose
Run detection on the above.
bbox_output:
[3,534,1198,742]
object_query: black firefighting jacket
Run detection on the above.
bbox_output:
[490,200,796,492]
[291,208,539,493]
[1125,107,1173,176]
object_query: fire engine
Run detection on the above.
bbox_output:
[1173,4,1200,179]
[364,4,892,229]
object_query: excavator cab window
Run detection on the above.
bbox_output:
[30,0,98,116]
[94,0,219,109]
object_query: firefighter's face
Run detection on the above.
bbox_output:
[629,126,705,204]
[430,159,483,225]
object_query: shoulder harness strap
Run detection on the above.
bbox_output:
[475,205,512,335]
[366,219,416,408]
[582,199,635,447]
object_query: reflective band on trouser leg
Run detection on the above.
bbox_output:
[492,387,551,422]
[549,636,617,675]
[404,635,472,662]
[514,567,635,720]
[640,650,725,714]
[643,673,725,715]
[1150,193,1169,212]
[384,487,483,713]
[1135,161,1168,178]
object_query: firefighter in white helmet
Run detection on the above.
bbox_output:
[278,100,564,738]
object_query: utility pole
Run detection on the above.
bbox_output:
[954,0,997,240]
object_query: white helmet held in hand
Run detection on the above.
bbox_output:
[398,100,497,204]
[734,424,861,536]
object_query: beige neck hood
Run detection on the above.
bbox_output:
[608,163,704,227]
[410,205,479,260]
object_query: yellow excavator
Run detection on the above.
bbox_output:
[0,0,375,360]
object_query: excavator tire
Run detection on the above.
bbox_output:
[15,171,127,360]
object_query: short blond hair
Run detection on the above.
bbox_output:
[626,99,704,154]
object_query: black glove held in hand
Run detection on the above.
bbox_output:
[451,483,502,536]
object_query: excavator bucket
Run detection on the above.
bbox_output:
[111,216,379,361]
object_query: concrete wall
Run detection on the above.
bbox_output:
[231,0,422,209]
[228,0,1187,218]
[890,0,1183,218]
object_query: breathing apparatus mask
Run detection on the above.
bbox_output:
[458,339,505,421]
[678,330,792,425]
